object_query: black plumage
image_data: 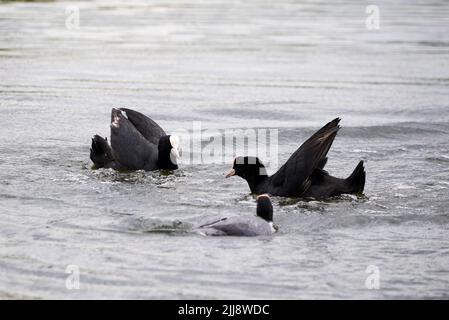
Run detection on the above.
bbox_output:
[226,118,366,199]
[90,108,179,171]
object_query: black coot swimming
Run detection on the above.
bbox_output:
[195,195,276,236]
[90,108,180,171]
[225,118,366,199]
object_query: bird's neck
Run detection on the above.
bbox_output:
[157,152,178,170]
[245,174,268,193]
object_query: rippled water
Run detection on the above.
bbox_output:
[1,0,449,299]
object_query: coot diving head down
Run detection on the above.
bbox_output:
[90,108,180,171]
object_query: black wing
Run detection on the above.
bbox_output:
[119,108,166,145]
[110,108,159,170]
[269,118,341,196]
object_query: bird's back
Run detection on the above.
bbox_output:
[197,216,273,236]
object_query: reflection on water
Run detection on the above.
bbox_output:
[0,0,449,299]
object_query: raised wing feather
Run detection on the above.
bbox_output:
[269,118,341,196]
[119,108,166,145]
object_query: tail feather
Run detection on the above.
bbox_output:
[346,160,365,194]
[90,135,114,168]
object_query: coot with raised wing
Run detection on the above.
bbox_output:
[225,118,365,198]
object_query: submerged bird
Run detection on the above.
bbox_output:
[225,118,365,199]
[90,108,180,171]
[195,194,276,237]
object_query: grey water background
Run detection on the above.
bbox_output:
[0,0,448,299]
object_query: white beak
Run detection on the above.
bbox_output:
[170,147,181,165]
[225,168,236,178]
[169,135,181,165]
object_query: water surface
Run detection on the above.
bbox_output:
[1,0,449,299]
